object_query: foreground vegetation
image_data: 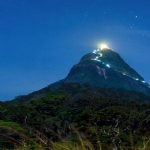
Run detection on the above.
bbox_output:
[0,84,150,149]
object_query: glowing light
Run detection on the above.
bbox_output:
[135,78,139,81]
[93,49,101,54]
[106,64,111,68]
[142,81,146,83]
[97,59,101,62]
[92,50,97,54]
[98,43,109,50]
[99,53,103,57]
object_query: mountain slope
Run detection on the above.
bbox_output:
[64,48,150,95]
[2,84,150,149]
[2,48,150,150]
[11,48,150,103]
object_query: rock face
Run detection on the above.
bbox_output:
[64,48,150,95]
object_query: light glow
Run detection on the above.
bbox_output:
[98,43,109,50]
[99,53,103,57]
[92,50,97,54]
[106,64,111,68]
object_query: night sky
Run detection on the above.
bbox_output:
[1,0,150,100]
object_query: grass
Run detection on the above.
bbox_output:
[52,138,150,150]
[0,120,24,132]
[0,121,149,150]
[0,120,44,150]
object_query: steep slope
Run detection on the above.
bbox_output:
[64,48,150,95]
[11,48,150,103]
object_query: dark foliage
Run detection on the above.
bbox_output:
[0,83,150,149]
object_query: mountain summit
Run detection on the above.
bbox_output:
[64,48,150,95]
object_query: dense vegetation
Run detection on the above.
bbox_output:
[0,83,150,149]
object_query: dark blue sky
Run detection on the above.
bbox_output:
[1,0,150,100]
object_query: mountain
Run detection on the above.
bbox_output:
[64,48,150,95]
[12,48,150,103]
[1,48,150,150]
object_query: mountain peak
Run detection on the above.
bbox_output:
[65,48,150,95]
[80,48,144,80]
[97,42,110,50]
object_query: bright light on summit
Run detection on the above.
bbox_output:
[98,43,109,50]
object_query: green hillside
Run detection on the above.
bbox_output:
[0,84,150,150]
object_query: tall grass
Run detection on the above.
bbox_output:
[52,137,150,150]
[0,121,149,150]
[51,126,150,150]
